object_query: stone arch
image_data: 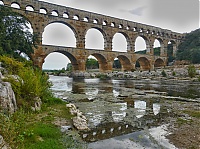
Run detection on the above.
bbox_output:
[168,40,177,57]
[117,55,132,71]
[51,10,59,16]
[40,7,48,14]
[26,5,34,11]
[11,2,20,9]
[42,22,77,47]
[85,27,105,50]
[154,58,165,68]
[63,12,69,18]
[43,51,79,71]
[112,32,130,52]
[153,38,164,56]
[0,0,4,5]
[135,36,149,52]
[88,53,108,72]
[136,57,151,71]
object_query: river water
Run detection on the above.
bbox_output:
[49,75,200,149]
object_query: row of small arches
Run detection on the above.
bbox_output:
[0,0,182,39]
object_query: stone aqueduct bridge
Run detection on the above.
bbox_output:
[2,0,184,72]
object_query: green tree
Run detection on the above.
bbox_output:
[176,29,200,63]
[86,58,99,69]
[0,6,36,59]
[113,59,121,69]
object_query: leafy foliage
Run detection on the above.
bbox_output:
[86,58,99,69]
[176,29,200,63]
[0,56,52,105]
[187,65,196,78]
[113,59,121,69]
[0,6,36,59]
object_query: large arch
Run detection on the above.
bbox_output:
[43,51,78,71]
[168,40,177,57]
[136,57,151,71]
[87,53,108,72]
[135,36,148,53]
[85,28,105,50]
[0,0,4,5]
[42,22,76,47]
[116,55,132,71]
[11,2,20,9]
[153,38,164,56]
[154,58,165,68]
[112,33,128,52]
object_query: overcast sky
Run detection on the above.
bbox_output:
[40,0,199,70]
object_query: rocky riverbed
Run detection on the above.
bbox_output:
[49,70,200,149]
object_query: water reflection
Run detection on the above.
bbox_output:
[85,88,99,100]
[49,75,72,91]
[153,103,160,115]
[49,76,199,148]
[134,100,146,118]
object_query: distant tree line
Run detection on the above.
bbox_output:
[176,28,200,64]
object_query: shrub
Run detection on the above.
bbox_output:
[188,65,196,78]
[161,70,167,77]
[0,56,53,106]
[172,71,176,76]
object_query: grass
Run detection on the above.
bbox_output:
[0,100,85,149]
[183,110,200,118]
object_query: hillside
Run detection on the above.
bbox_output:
[176,28,200,63]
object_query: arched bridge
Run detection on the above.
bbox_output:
[1,0,184,72]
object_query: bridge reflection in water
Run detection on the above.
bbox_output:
[49,76,174,144]
[78,98,170,143]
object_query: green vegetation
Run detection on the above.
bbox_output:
[0,7,85,149]
[0,6,37,59]
[86,58,99,69]
[113,59,121,69]
[177,29,200,63]
[0,102,85,149]
[161,70,167,77]
[187,65,196,78]
[183,110,200,118]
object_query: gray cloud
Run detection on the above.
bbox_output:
[147,0,199,32]
[128,6,147,16]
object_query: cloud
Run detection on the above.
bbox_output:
[128,6,147,16]
[147,0,199,32]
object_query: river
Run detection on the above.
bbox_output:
[49,75,200,149]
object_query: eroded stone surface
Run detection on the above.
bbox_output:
[0,81,17,114]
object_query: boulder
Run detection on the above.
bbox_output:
[66,103,89,130]
[0,135,11,149]
[72,115,89,130]
[0,81,17,114]
[31,97,42,112]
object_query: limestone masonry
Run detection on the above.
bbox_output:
[2,0,184,72]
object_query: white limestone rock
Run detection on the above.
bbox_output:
[0,135,11,149]
[0,81,17,114]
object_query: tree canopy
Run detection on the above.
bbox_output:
[176,29,200,63]
[0,6,36,59]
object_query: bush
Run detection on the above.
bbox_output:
[161,70,167,77]
[0,56,53,107]
[172,71,176,76]
[188,65,196,78]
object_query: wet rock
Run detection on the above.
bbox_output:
[0,81,17,114]
[0,135,11,149]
